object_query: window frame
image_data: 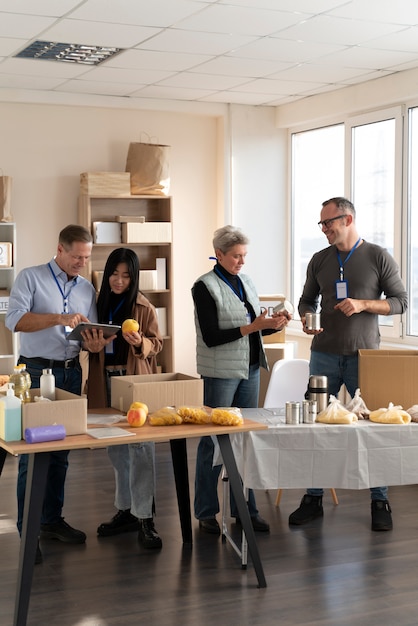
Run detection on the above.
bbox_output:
[289,105,412,344]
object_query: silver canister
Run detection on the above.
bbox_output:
[285,401,300,424]
[308,375,328,413]
[305,312,321,330]
[302,399,317,423]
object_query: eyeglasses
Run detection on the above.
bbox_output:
[317,214,348,229]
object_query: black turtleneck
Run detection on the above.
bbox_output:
[104,292,130,366]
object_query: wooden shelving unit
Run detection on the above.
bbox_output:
[78,193,173,373]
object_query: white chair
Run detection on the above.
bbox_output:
[263,358,338,507]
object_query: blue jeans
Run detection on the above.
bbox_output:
[194,364,260,519]
[307,351,388,501]
[16,357,82,534]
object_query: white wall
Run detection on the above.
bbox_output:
[229,105,288,296]
[0,100,225,375]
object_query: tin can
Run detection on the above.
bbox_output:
[305,312,321,330]
[285,401,300,424]
[302,399,317,423]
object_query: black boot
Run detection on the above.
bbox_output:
[289,494,323,525]
[138,518,162,549]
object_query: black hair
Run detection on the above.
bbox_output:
[96,248,140,322]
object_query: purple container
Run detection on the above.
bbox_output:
[24,424,66,444]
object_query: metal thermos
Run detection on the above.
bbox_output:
[308,375,328,413]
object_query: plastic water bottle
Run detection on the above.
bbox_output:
[0,382,22,441]
[40,368,56,401]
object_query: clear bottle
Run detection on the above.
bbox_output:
[18,363,31,403]
[9,366,27,403]
[40,368,56,401]
[0,382,22,441]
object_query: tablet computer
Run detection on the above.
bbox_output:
[66,323,121,342]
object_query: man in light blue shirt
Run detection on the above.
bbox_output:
[6,224,109,564]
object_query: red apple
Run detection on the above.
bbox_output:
[127,406,147,427]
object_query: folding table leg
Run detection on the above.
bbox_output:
[216,433,266,588]
[220,467,248,568]
[14,452,50,626]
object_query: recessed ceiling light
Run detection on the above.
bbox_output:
[15,40,123,66]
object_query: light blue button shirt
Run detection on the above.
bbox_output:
[5,257,97,360]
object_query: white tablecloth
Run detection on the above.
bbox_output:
[222,408,418,490]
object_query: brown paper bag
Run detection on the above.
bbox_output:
[0,174,12,222]
[126,139,170,196]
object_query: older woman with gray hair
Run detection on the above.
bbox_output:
[192,225,290,535]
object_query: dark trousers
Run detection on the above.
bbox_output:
[16,357,82,534]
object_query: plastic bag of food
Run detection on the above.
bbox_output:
[406,405,418,423]
[345,388,370,420]
[177,406,212,424]
[369,402,411,424]
[211,407,244,426]
[149,406,183,426]
[316,395,358,424]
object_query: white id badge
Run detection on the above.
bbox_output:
[335,280,348,300]
[105,340,114,355]
[246,312,251,325]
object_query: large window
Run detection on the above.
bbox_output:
[291,124,344,313]
[291,106,411,341]
[408,107,418,337]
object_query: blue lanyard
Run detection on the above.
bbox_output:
[109,297,125,323]
[48,262,77,313]
[214,266,244,301]
[336,238,361,281]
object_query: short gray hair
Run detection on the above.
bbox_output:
[212,225,249,253]
[322,197,356,219]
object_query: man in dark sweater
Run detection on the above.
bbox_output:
[290,197,408,532]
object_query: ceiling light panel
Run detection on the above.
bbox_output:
[15,40,123,65]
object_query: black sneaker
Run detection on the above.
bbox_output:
[289,494,324,525]
[371,500,393,531]
[235,514,270,532]
[198,518,221,535]
[97,509,140,537]
[40,518,86,544]
[138,518,162,549]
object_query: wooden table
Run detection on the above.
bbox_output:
[0,415,267,626]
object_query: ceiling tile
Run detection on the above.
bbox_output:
[176,5,310,36]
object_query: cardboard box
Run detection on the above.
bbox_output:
[0,289,10,312]
[22,389,87,438]
[359,349,418,410]
[140,269,158,291]
[0,242,12,267]
[111,373,203,413]
[80,172,131,196]
[92,221,122,244]
[121,222,172,244]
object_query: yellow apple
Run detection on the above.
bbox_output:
[130,401,149,416]
[122,318,139,333]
